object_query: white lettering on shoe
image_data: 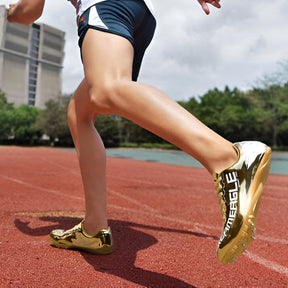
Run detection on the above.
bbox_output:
[219,172,240,243]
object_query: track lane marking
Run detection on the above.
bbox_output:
[246,251,288,277]
[2,169,288,278]
[0,174,83,201]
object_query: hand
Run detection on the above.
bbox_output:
[7,3,17,21]
[6,0,45,24]
[197,0,221,15]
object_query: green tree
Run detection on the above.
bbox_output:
[270,83,288,147]
[0,90,14,142]
[178,97,201,119]
[12,104,40,145]
[180,86,275,144]
[240,88,272,143]
[193,87,253,142]
[120,117,166,145]
[94,115,167,147]
[253,60,288,147]
[35,99,72,146]
[94,115,120,147]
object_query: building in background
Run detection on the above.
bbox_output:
[0,5,65,108]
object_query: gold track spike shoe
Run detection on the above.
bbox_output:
[213,141,271,264]
[50,220,113,255]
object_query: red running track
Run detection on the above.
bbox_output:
[0,146,287,287]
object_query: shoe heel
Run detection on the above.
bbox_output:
[249,145,272,216]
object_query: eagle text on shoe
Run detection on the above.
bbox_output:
[220,171,240,242]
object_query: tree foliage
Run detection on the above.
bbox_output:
[0,92,40,144]
[1,65,288,149]
[179,84,288,147]
[12,104,40,144]
[34,97,72,146]
[0,90,14,140]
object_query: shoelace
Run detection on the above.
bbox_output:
[62,223,82,236]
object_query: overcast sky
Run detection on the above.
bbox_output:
[2,0,288,101]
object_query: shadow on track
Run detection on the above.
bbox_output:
[15,216,218,288]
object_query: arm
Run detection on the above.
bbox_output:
[7,0,45,24]
[197,0,221,15]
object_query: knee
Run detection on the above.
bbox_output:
[67,96,91,127]
[88,80,125,114]
[67,79,126,127]
[67,98,78,129]
[67,85,98,128]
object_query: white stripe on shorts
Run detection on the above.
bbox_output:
[88,5,109,29]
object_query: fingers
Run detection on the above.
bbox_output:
[197,0,221,15]
[7,4,17,16]
[210,0,221,9]
[199,1,210,15]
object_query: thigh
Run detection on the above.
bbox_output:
[78,0,156,83]
[81,28,134,86]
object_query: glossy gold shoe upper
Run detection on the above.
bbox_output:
[50,220,113,255]
[213,141,272,264]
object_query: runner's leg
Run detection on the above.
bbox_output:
[67,29,237,234]
[68,80,108,234]
[81,29,237,175]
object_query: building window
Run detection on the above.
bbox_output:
[28,24,40,106]
[6,23,29,39]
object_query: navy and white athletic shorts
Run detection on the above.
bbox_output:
[78,0,156,81]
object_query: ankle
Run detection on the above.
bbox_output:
[83,219,108,236]
[211,144,239,175]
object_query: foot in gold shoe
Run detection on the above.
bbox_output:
[213,141,271,264]
[50,220,113,255]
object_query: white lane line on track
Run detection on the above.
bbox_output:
[40,155,210,189]
[39,157,80,176]
[3,172,287,242]
[109,201,288,278]
[0,174,83,201]
[109,189,288,244]
[109,189,218,234]
[109,189,158,213]
[110,200,288,245]
[2,171,287,277]
[257,235,288,245]
[245,251,288,278]
[108,203,212,236]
